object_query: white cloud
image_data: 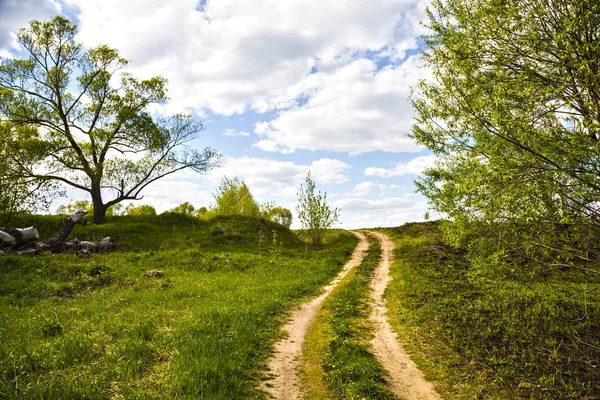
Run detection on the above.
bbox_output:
[206,156,350,197]
[331,197,429,228]
[333,197,413,211]
[347,181,387,197]
[364,154,437,177]
[223,128,250,136]
[0,0,61,52]
[61,0,426,118]
[253,56,429,154]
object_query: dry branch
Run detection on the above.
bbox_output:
[0,211,114,255]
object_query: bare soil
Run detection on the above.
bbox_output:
[368,230,441,400]
[261,231,369,399]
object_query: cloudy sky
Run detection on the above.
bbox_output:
[0,0,435,228]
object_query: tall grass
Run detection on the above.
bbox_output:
[0,214,357,399]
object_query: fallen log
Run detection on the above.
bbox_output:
[37,211,87,253]
[0,227,39,248]
[0,211,114,255]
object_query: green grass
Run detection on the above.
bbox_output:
[381,221,600,400]
[301,233,393,400]
[0,213,357,399]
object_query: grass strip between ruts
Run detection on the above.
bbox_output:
[301,233,394,400]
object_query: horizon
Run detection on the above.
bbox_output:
[0,0,434,229]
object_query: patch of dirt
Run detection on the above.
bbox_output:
[368,230,441,400]
[261,231,369,400]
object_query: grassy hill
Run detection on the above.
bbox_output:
[0,214,357,399]
[382,222,600,399]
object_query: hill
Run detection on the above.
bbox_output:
[382,222,600,399]
[0,214,357,399]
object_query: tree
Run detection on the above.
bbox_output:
[167,202,196,215]
[125,204,156,216]
[0,121,57,222]
[195,206,209,218]
[261,202,293,228]
[411,0,600,276]
[210,177,260,217]
[0,16,220,224]
[297,172,339,246]
[56,200,122,216]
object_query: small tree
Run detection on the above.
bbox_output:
[210,177,260,217]
[297,172,339,246]
[0,16,220,224]
[125,204,156,216]
[167,202,196,215]
[261,202,293,228]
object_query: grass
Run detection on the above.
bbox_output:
[300,233,394,400]
[381,221,600,400]
[0,213,357,399]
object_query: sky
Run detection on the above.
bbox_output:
[0,0,436,229]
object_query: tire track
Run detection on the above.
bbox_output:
[261,231,369,399]
[368,231,441,400]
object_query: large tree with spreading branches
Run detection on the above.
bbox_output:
[0,16,220,223]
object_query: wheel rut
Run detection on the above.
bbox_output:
[261,231,369,400]
[368,230,441,400]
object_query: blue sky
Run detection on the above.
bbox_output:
[0,0,435,228]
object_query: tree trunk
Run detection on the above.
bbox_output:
[91,182,106,224]
[38,211,87,252]
[1,211,114,255]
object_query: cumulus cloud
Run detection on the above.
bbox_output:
[0,0,61,52]
[253,56,429,154]
[364,154,437,177]
[332,197,429,228]
[347,182,387,197]
[206,156,350,196]
[62,0,427,117]
[223,128,250,137]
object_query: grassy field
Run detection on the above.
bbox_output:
[301,233,393,400]
[0,213,357,399]
[382,222,600,399]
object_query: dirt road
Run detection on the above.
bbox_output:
[368,230,441,400]
[261,231,369,399]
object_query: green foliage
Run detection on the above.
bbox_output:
[125,204,157,216]
[0,16,220,224]
[411,0,600,281]
[297,172,340,246]
[166,202,196,215]
[321,235,394,399]
[0,121,57,222]
[0,214,358,398]
[384,222,600,399]
[261,202,293,228]
[210,177,260,218]
[195,206,209,218]
[56,200,123,216]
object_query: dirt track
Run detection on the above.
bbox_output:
[261,230,440,399]
[368,230,441,400]
[261,231,369,399]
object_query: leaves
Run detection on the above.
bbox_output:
[297,172,340,246]
[0,16,220,223]
[412,0,600,280]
